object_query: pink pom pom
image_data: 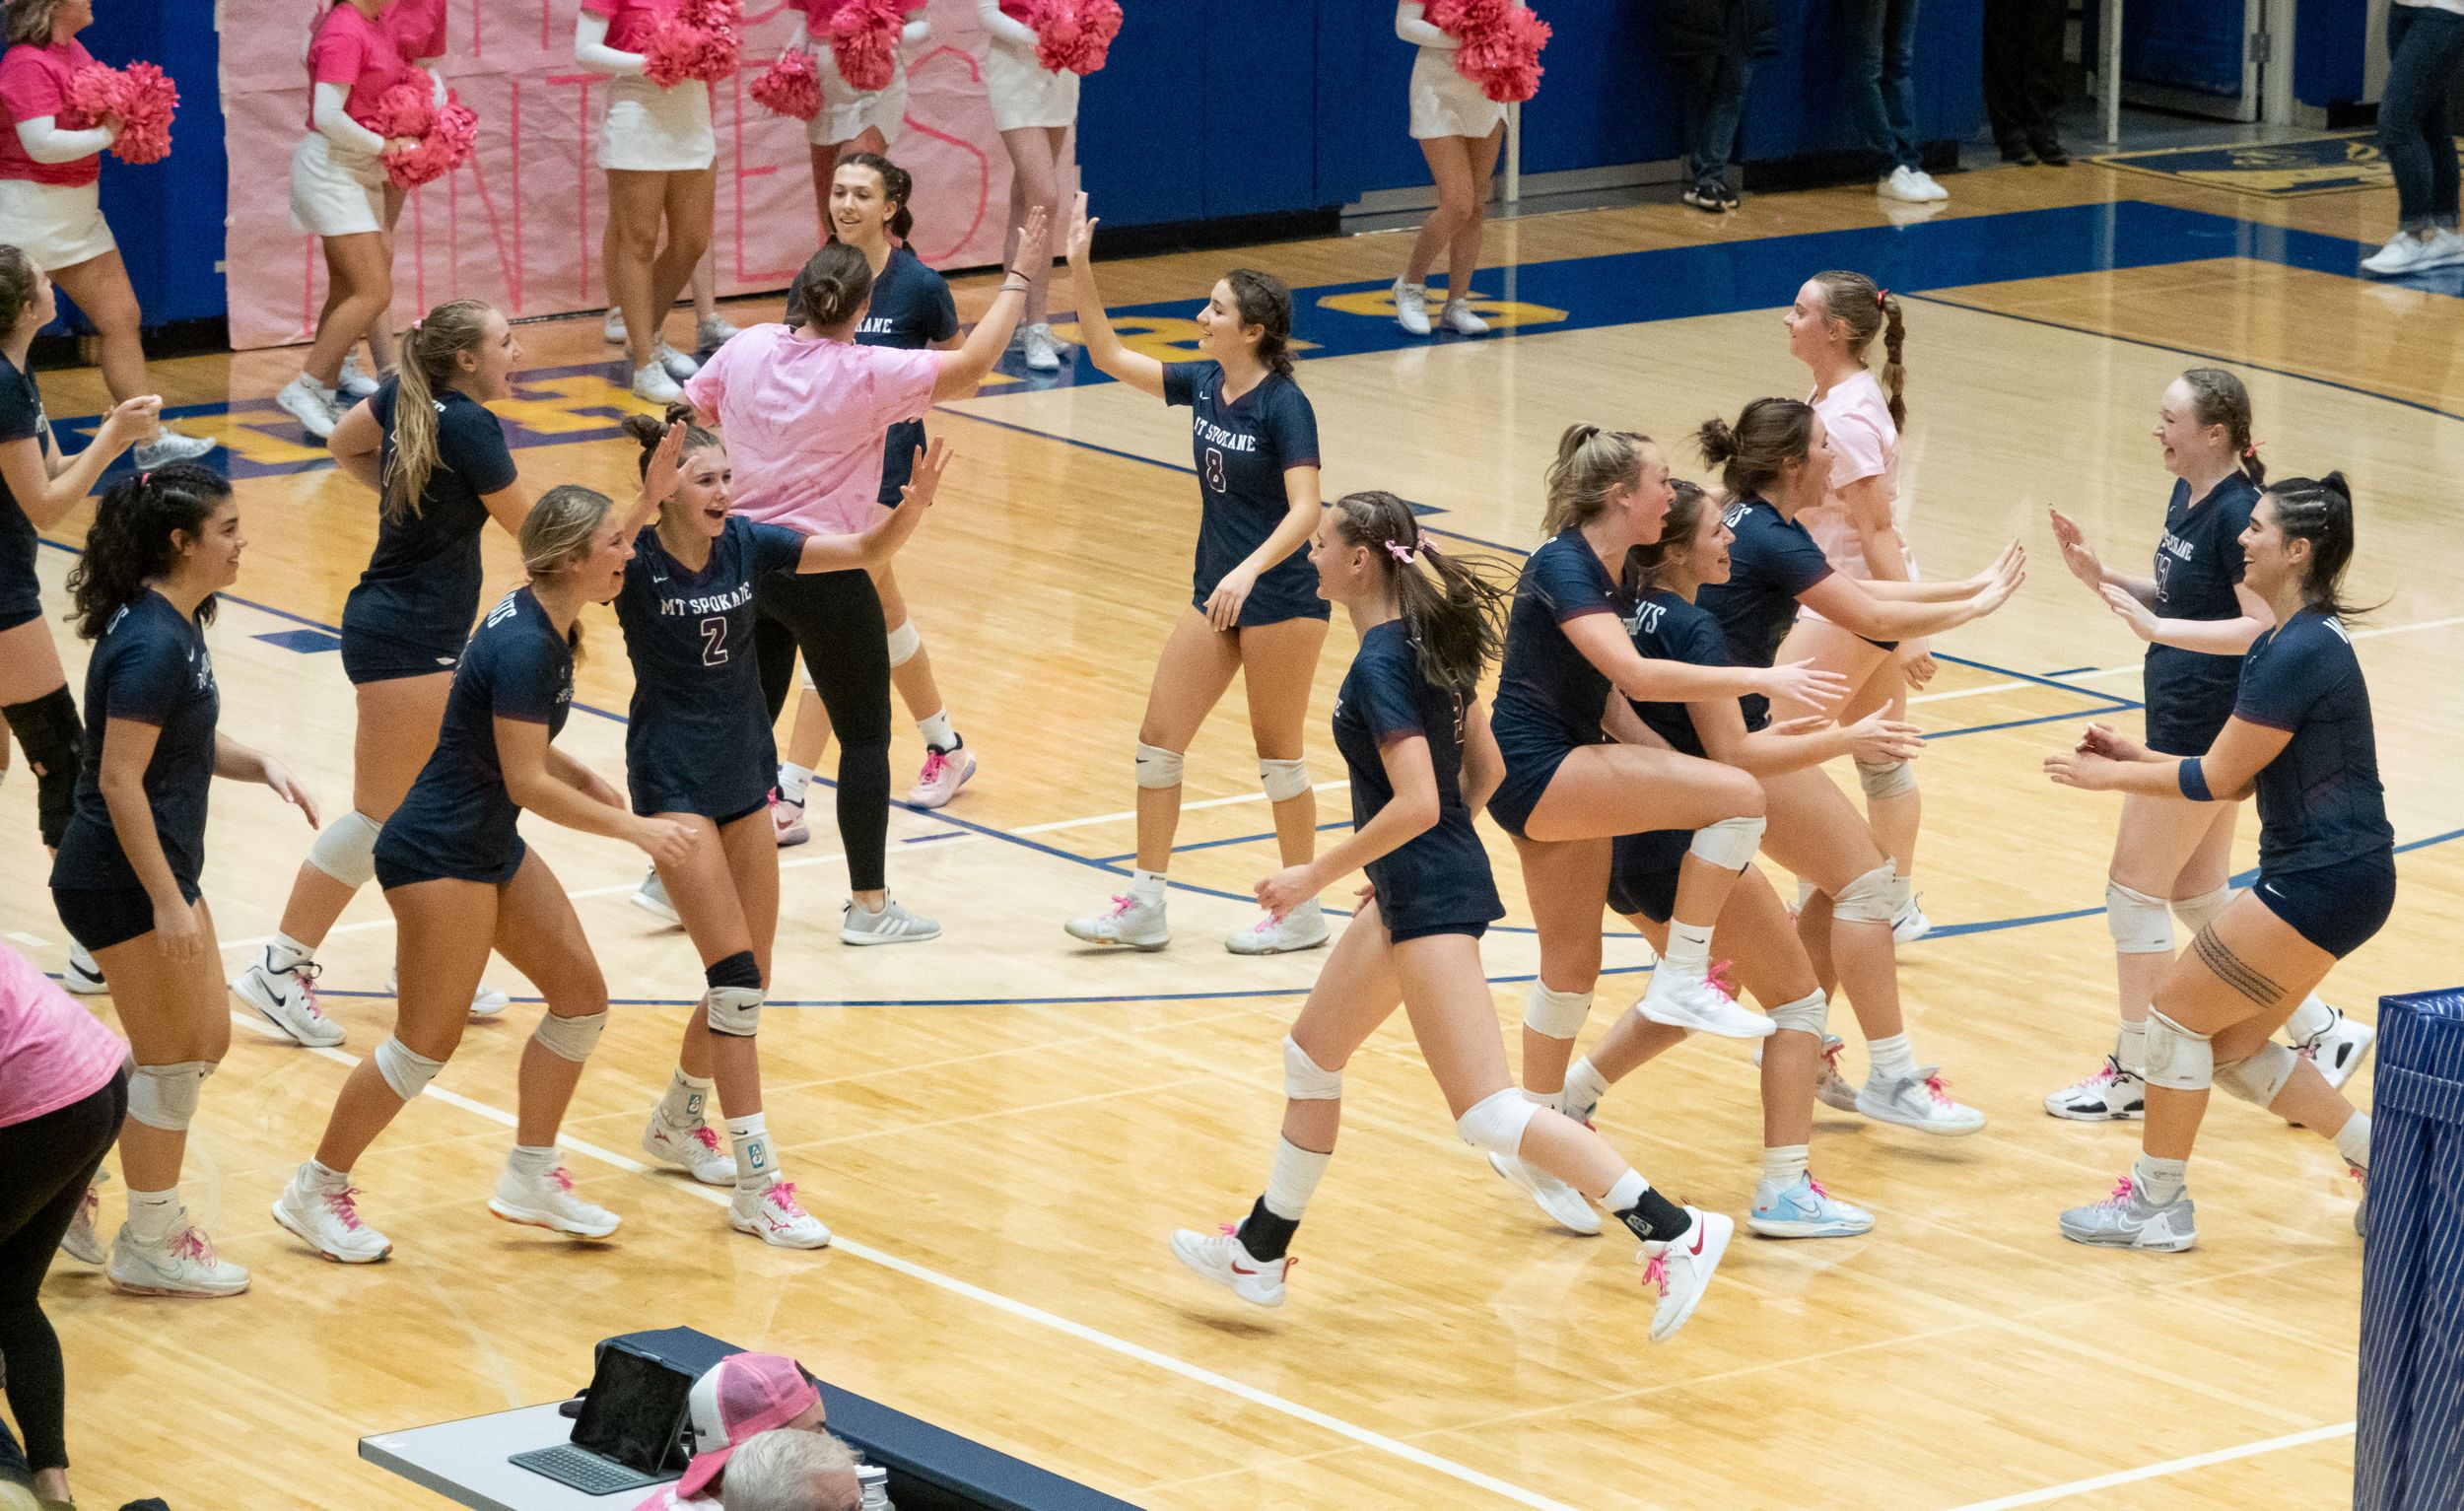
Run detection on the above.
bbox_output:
[59,62,179,165]
[1426,0,1547,103]
[1023,0,1122,77]
[751,48,823,120]
[372,71,479,189]
[643,0,744,88]
[828,0,906,93]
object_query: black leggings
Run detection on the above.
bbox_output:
[0,1068,127,1473]
[753,567,891,894]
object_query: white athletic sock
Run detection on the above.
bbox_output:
[1868,1032,1918,1083]
[658,1068,713,1128]
[303,1157,350,1192]
[2334,1111,2371,1170]
[507,1144,559,1181]
[124,1187,181,1243]
[917,710,956,752]
[726,1112,773,1186]
[266,932,312,972]
[777,763,814,804]
[1562,1057,1611,1123]
[1661,920,1714,975]
[1263,1137,1330,1221]
[2133,1153,2189,1206]
[1129,868,1167,908]
[2116,1018,2150,1075]
[1887,869,1916,914]
[1602,1169,1648,1213]
[2286,995,2337,1042]
[1760,1144,1811,1190]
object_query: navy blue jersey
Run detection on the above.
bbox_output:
[50,592,220,895]
[616,517,806,818]
[0,354,48,622]
[1494,529,1628,762]
[1697,496,1831,728]
[375,587,575,882]
[2142,472,2260,753]
[856,246,959,505]
[341,377,519,662]
[2230,610,2393,875]
[1332,620,1503,932]
[1160,360,1326,626]
[1625,587,1748,752]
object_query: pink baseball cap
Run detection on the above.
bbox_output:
[672,1353,823,1500]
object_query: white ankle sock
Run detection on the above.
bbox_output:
[303,1158,350,1192]
[726,1112,773,1186]
[267,932,312,972]
[2133,1154,2188,1205]
[124,1188,181,1242]
[917,711,956,752]
[2334,1111,2371,1169]
[1602,1169,1648,1212]
[1760,1144,1811,1190]
[777,763,814,804]
[1661,920,1714,974]
[1868,1033,1918,1083]
[1562,1057,1611,1122]
[659,1068,713,1128]
[1129,869,1166,907]
[508,1144,558,1180]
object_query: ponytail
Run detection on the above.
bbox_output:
[1811,270,1906,430]
[1328,491,1509,698]
[2263,472,2370,620]
[1540,423,1650,537]
[618,404,719,480]
[1224,269,1294,379]
[67,463,231,640]
[520,484,615,661]
[1695,398,1814,501]
[386,299,497,524]
[2180,367,2265,488]
[793,241,875,330]
[838,151,917,241]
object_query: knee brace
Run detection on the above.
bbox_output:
[374,1035,445,1101]
[1259,757,1311,803]
[2169,885,2232,938]
[1282,1035,1343,1101]
[1687,814,1765,870]
[1133,742,1185,790]
[705,987,764,1037]
[1454,1087,1541,1157]
[1766,990,1829,1038]
[529,1009,607,1064]
[1523,982,1595,1040]
[2216,1041,2297,1108]
[1829,862,1899,925]
[1855,757,1918,801]
[127,1061,213,1132]
[2141,1008,2215,1091]
[885,619,923,668]
[3,687,81,850]
[307,810,384,891]
[2106,881,2176,955]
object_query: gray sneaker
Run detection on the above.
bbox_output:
[841,894,941,945]
[2059,1177,2197,1252]
[132,427,219,469]
[1812,1034,1859,1112]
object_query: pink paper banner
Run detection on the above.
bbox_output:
[217,0,1064,350]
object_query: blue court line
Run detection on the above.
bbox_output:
[1092,821,1349,866]
[2043,666,2097,676]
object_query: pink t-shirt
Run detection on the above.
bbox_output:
[1803,368,1910,585]
[0,38,102,188]
[583,0,690,55]
[685,324,942,536]
[798,0,925,21]
[386,0,450,60]
[0,942,125,1131]
[305,2,412,133]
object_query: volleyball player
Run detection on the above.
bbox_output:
[49,465,319,1296]
[2043,371,2371,1121]
[1389,2,1512,337]
[974,0,1074,371]
[788,0,927,198]
[1060,196,1334,955]
[237,300,531,1044]
[1169,492,1735,1342]
[688,222,1036,944]
[2049,474,2387,1250]
[617,410,943,1247]
[276,464,692,1263]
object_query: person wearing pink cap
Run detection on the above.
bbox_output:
[634,1352,826,1511]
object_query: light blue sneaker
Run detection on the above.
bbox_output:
[1748,1173,1876,1239]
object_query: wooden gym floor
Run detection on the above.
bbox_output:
[9,153,2462,1510]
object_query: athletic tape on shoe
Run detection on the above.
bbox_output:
[1687,814,1765,870]
[1855,758,1917,800]
[530,1009,607,1063]
[885,620,923,667]
[127,1061,214,1132]
[1830,862,1899,924]
[1523,982,1596,1039]
[2216,1041,2297,1107]
[705,986,764,1038]
[1282,1034,1342,1101]
[2105,880,2176,954]
[2141,1008,2214,1091]
[1766,990,1828,1038]
[1133,742,1185,790]
[2168,885,2232,938]
[374,1035,445,1101]
[1259,757,1311,803]
[1454,1087,1541,1157]
[307,809,383,890]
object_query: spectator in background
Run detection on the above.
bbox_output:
[638,1353,831,1511]
[721,1431,861,1511]
[1659,0,1776,212]
[2361,0,2464,276]
[1844,0,1947,203]
[1982,0,2070,166]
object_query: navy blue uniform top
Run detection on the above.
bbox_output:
[50,592,220,896]
[1493,529,1629,763]
[2142,472,2260,752]
[2230,610,2393,876]
[1696,495,1832,728]
[1625,587,1752,753]
[1159,360,1326,625]
[1331,620,1502,928]
[0,354,51,618]
[342,377,520,656]
[375,587,574,881]
[856,245,959,505]
[615,516,806,818]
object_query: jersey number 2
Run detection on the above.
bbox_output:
[700,615,729,667]
[1204,446,1227,494]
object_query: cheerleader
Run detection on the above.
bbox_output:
[577,0,719,403]
[603,252,742,360]
[1061,197,1332,956]
[1388,1,1516,338]
[789,0,926,192]
[47,465,320,1296]
[276,0,423,440]
[0,0,214,468]
[235,300,532,1045]
[354,0,448,391]
[617,411,941,1246]
[2041,370,2370,1122]
[274,466,690,1263]
[2049,474,2386,1250]
[1772,272,1931,941]
[687,224,1035,944]
[975,0,1073,372]
[1169,492,1735,1342]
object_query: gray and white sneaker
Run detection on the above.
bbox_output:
[274,1163,392,1263]
[1857,1066,1987,1134]
[1022,322,1066,372]
[1065,892,1169,950]
[1637,965,1772,1039]
[632,870,680,926]
[275,374,344,439]
[1890,893,1932,945]
[1391,278,1431,336]
[1439,298,1488,335]
[488,1160,620,1238]
[62,942,106,996]
[58,1176,104,1264]
[2292,1005,2375,1090]
[697,312,741,348]
[1812,1034,1860,1112]
[1225,900,1330,956]
[2059,1176,2196,1252]
[232,954,347,1048]
[603,307,628,344]
[131,428,218,469]
[108,1222,250,1297]
[1486,1149,1603,1235]
[2044,1055,2145,1121]
[336,353,381,399]
[633,362,684,403]
[653,339,700,380]
[841,894,941,945]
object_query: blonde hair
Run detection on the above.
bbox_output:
[521,485,614,576]
[1540,423,1651,537]
[386,300,498,523]
[1810,270,1906,429]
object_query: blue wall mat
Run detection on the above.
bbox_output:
[1201,0,1318,218]
[1075,0,1206,226]
[2122,0,2246,100]
[2293,0,2367,108]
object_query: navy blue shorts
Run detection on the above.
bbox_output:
[341,625,465,686]
[1388,918,1490,943]
[51,882,195,953]
[1197,572,1332,630]
[633,790,769,828]
[376,835,526,891]
[2251,854,2397,960]
[1604,828,1690,925]
[1488,737,1585,841]
[2145,703,2232,759]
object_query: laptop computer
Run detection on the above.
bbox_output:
[509,1341,698,1496]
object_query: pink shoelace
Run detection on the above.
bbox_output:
[169,1227,220,1264]
[688,1125,722,1155]
[1214,1222,1293,1270]
[763,1181,803,1214]
[288,960,329,1020]
[1920,1072,1958,1108]
[2099,1176,2137,1209]
[549,1166,578,1194]
[1641,1252,1670,1296]
[1706,960,1740,1001]
[324,1186,370,1230]
[1805,1177,1833,1200]
[919,748,954,785]
[1100,895,1135,920]
[1820,1038,1847,1075]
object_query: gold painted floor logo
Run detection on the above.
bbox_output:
[2090,132,2464,199]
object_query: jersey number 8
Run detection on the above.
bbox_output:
[1204,446,1227,494]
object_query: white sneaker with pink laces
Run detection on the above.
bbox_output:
[1064,891,1169,950]
[770,791,810,848]
[232,953,346,1048]
[1857,1065,1987,1134]
[58,1177,104,1264]
[489,1162,621,1238]
[1637,962,1772,1038]
[1169,1223,1291,1306]
[729,1179,832,1249]
[274,1163,393,1263]
[643,1114,735,1186]
[1224,900,1329,955]
[906,743,975,809]
[109,1221,250,1297]
[1636,1207,1731,1342]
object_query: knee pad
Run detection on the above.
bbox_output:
[307,810,384,890]
[1454,1087,1540,1157]
[3,687,81,850]
[705,987,764,1038]
[530,1009,607,1064]
[1523,982,1595,1040]
[1766,990,1828,1038]
[1829,862,1899,925]
[1133,742,1185,790]
[374,1035,445,1101]
[1855,758,1917,800]
[126,1061,213,1133]
[2216,1041,2297,1108]
[2141,1008,2214,1091]
[1688,814,1765,870]
[2105,881,2176,955]
[1259,757,1311,803]
[885,619,923,667]
[2169,885,2232,938]
[1281,1035,1342,1101]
